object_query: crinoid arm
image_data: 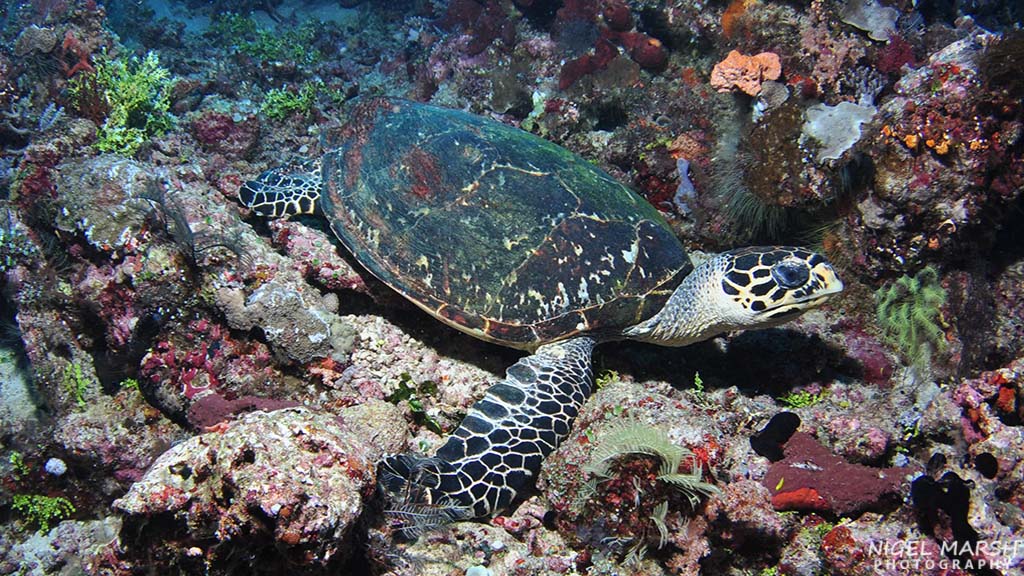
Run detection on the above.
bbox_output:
[378,455,472,538]
[583,421,720,508]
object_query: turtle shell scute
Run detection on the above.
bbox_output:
[318,98,692,347]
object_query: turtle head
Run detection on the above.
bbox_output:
[625,246,843,346]
[239,158,323,218]
[710,246,844,329]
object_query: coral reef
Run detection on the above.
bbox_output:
[10,495,75,533]
[54,386,182,484]
[803,102,877,163]
[67,51,176,155]
[848,27,1023,280]
[0,346,39,436]
[190,110,260,159]
[840,0,900,42]
[0,0,1023,573]
[537,380,725,570]
[217,280,354,364]
[0,518,121,575]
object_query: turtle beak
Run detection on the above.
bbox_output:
[812,262,844,299]
[785,262,842,313]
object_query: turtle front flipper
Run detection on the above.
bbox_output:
[379,336,596,533]
[239,158,323,218]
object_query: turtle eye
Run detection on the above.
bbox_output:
[771,260,810,289]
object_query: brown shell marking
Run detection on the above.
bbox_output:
[319,98,692,348]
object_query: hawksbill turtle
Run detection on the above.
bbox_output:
[239,97,844,525]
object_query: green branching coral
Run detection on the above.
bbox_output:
[261,81,324,121]
[779,389,825,408]
[62,362,89,408]
[8,451,29,478]
[68,52,176,155]
[210,13,321,66]
[594,369,620,390]
[11,494,75,533]
[875,266,948,363]
[386,372,443,435]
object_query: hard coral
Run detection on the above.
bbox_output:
[555,1,671,88]
[602,1,632,32]
[268,219,367,293]
[113,407,406,572]
[13,25,58,58]
[139,318,281,425]
[853,33,1024,280]
[954,356,1024,441]
[978,30,1024,99]
[704,480,785,550]
[54,387,181,484]
[552,1,600,55]
[50,156,157,252]
[710,50,781,96]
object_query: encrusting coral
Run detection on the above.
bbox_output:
[710,50,782,96]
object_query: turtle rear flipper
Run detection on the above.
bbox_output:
[239,158,323,218]
[377,456,473,538]
[379,337,596,531]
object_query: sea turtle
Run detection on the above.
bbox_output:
[239,97,843,524]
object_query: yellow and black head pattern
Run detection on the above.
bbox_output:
[720,246,843,325]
